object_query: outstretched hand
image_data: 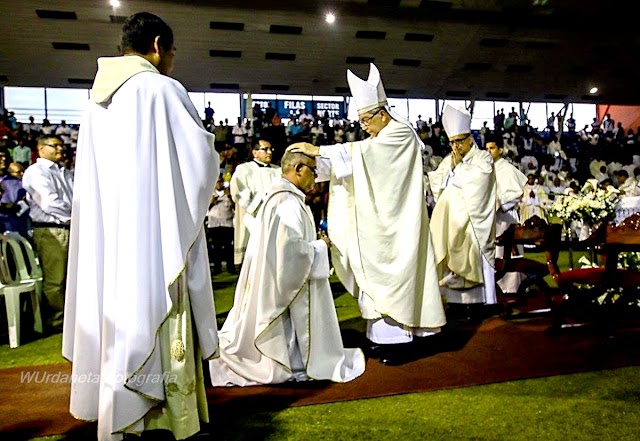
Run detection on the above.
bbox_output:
[320,234,332,249]
[287,142,320,157]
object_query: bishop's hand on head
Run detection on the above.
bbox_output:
[287,142,320,157]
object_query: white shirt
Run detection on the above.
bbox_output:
[41,125,55,135]
[22,157,74,223]
[232,124,247,144]
[56,125,72,144]
[25,122,41,134]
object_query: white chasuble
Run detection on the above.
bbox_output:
[428,144,497,303]
[323,119,446,329]
[62,56,220,440]
[230,161,281,265]
[494,158,527,294]
[210,178,365,386]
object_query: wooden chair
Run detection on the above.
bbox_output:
[551,213,640,329]
[495,216,562,316]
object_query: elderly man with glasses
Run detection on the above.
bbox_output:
[428,106,497,319]
[289,64,446,366]
[230,138,281,268]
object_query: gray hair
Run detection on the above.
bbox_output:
[281,150,313,174]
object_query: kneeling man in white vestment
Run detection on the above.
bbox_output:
[209,148,365,386]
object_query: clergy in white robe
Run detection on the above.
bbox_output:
[209,150,365,386]
[230,139,281,266]
[590,159,607,178]
[616,170,638,197]
[289,64,446,366]
[487,136,527,295]
[428,106,497,306]
[520,175,550,222]
[62,13,219,441]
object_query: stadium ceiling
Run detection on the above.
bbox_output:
[1,0,638,104]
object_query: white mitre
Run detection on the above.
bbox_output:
[441,105,471,137]
[347,63,388,114]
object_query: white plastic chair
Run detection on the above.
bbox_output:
[5,232,45,331]
[0,234,41,348]
[4,231,43,280]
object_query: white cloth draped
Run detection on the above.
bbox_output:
[319,119,446,330]
[62,57,220,440]
[210,178,364,386]
[494,158,527,294]
[428,144,497,304]
[230,161,280,265]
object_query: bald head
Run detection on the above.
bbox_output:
[8,162,24,179]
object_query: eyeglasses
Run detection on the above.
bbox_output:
[449,134,471,146]
[43,143,64,149]
[255,147,273,152]
[358,108,383,126]
[298,163,318,176]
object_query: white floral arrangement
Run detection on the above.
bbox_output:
[548,179,620,225]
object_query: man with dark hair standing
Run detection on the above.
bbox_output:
[229,138,280,267]
[62,12,219,440]
[22,135,73,331]
[486,133,527,296]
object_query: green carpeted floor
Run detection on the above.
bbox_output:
[4,251,640,441]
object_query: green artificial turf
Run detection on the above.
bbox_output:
[5,254,640,441]
[0,251,604,370]
[32,366,640,441]
[0,333,65,369]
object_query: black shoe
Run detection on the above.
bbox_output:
[187,422,212,439]
[44,318,64,335]
[362,339,382,358]
[379,343,416,366]
[412,332,448,355]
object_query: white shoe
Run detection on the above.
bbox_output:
[439,272,465,289]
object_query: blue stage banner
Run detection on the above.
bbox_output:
[242,98,345,119]
[277,100,313,118]
[313,101,345,119]
[242,98,277,116]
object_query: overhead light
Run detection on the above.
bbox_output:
[325,13,336,24]
[110,0,121,8]
[589,86,598,94]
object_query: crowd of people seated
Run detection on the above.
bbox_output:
[413,108,640,226]
[2,102,640,333]
[3,103,640,247]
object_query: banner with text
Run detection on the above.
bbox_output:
[242,98,345,120]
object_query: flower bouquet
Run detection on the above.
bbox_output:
[548,179,620,239]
